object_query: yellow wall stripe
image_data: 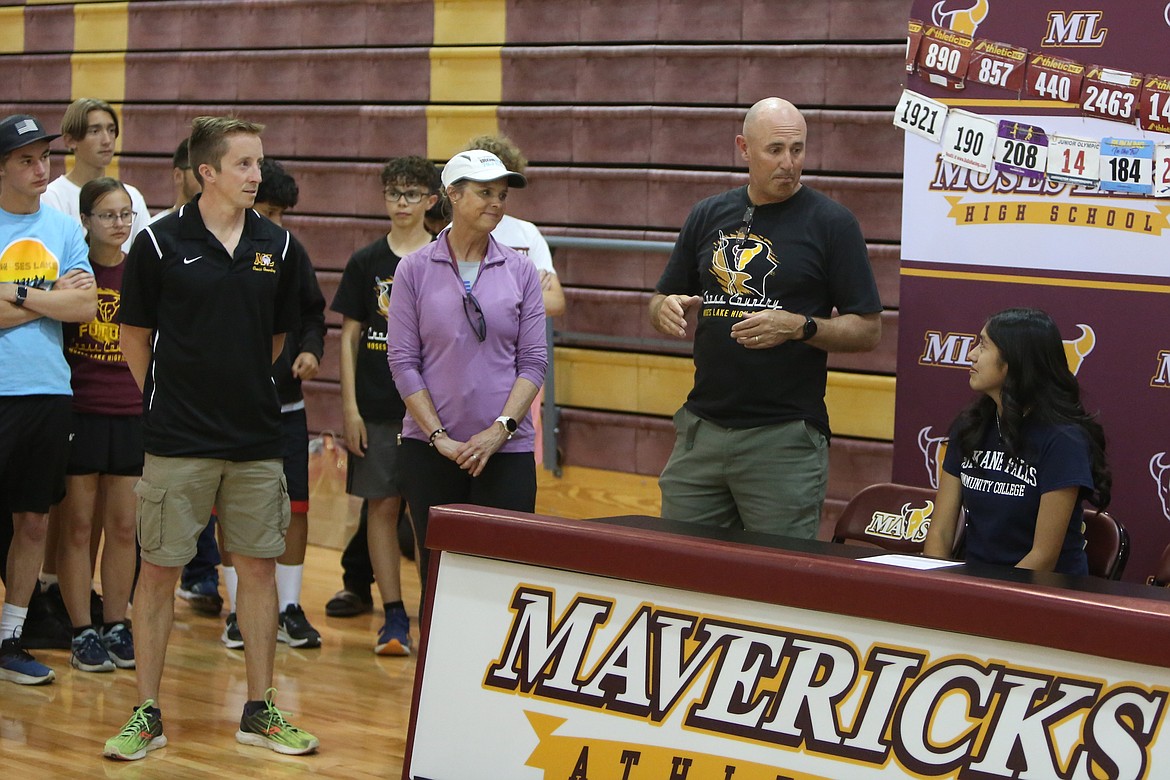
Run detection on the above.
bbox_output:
[433,0,506,45]
[553,347,897,441]
[901,266,1170,295]
[426,105,499,161]
[428,46,504,104]
[73,1,128,52]
[65,3,129,178]
[0,7,24,53]
[428,0,506,159]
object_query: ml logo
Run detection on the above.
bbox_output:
[1041,11,1108,46]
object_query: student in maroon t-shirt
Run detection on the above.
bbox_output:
[56,177,143,673]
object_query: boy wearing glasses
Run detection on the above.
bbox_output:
[328,156,439,655]
[42,98,150,251]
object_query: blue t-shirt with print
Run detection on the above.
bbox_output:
[943,418,1093,576]
[0,205,91,396]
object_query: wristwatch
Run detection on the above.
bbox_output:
[799,316,818,342]
[495,416,517,439]
[13,284,28,307]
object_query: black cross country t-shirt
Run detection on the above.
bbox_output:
[656,185,881,436]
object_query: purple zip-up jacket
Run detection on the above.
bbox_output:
[387,228,547,453]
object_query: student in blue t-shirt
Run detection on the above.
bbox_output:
[923,308,1111,576]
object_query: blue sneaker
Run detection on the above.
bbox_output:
[0,634,55,685]
[71,628,115,673]
[101,622,136,669]
[177,578,223,616]
[375,605,411,656]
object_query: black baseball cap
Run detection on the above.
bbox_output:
[0,114,60,156]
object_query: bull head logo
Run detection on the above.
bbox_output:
[1062,324,1095,376]
[97,295,119,323]
[932,0,990,36]
[1151,452,1170,522]
[918,426,949,490]
[903,501,934,542]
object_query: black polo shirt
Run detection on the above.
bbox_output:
[119,196,301,460]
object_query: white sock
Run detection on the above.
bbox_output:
[275,564,303,612]
[1,603,29,642]
[223,566,238,613]
[39,572,59,588]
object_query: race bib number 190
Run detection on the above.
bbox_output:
[941,110,997,174]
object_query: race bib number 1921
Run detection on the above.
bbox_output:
[894,89,948,143]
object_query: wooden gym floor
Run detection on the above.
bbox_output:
[0,466,662,778]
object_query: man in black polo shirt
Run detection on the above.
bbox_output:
[105,116,318,761]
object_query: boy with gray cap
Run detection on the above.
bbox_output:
[0,114,98,685]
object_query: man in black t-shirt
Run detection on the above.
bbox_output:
[650,97,882,539]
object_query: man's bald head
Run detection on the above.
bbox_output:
[742,97,806,139]
[737,97,807,204]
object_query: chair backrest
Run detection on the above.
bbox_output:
[1146,542,1170,587]
[1082,509,1129,580]
[831,483,939,554]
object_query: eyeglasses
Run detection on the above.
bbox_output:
[384,188,427,204]
[462,291,486,343]
[89,210,136,226]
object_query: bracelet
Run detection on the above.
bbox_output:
[428,427,447,446]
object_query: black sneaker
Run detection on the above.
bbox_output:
[21,583,72,650]
[221,612,244,649]
[90,589,104,627]
[324,589,373,618]
[277,604,321,648]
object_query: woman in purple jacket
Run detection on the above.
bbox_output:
[387,150,547,598]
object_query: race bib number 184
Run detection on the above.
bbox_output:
[1099,138,1155,195]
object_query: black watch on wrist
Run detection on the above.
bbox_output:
[13,285,28,308]
[799,316,817,342]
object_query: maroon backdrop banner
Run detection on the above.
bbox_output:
[895,0,1170,581]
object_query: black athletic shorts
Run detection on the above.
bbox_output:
[66,412,144,477]
[0,395,72,514]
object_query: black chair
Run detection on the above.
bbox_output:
[1082,509,1129,580]
[1145,542,1170,587]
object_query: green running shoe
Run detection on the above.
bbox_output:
[103,700,166,760]
[236,688,319,755]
